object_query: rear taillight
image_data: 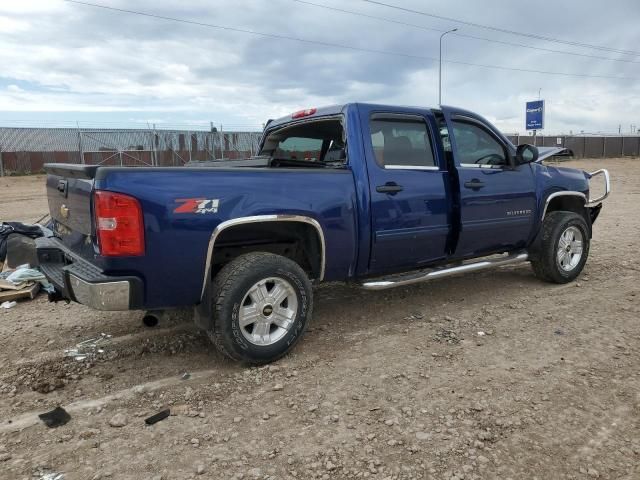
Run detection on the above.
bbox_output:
[94,190,145,256]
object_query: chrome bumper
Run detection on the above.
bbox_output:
[587,169,610,206]
[67,274,132,311]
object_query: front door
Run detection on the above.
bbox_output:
[362,109,451,274]
[446,115,536,258]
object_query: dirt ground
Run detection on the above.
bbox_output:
[0,159,639,480]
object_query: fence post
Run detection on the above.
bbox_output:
[602,137,606,158]
[151,124,157,166]
[77,127,84,164]
[210,122,216,161]
[188,131,192,164]
[0,150,4,177]
[220,125,224,160]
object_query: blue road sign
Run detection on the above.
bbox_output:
[526,100,544,130]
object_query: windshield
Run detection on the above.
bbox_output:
[260,118,346,167]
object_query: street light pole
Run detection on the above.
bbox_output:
[439,28,458,106]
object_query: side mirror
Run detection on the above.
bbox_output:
[515,144,539,164]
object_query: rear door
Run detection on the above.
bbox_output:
[443,112,536,258]
[360,106,451,274]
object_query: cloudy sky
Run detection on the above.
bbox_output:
[1,0,639,133]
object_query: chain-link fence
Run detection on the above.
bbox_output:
[0,126,263,175]
[506,134,640,159]
[2,127,638,176]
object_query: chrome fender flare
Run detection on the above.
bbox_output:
[200,214,326,301]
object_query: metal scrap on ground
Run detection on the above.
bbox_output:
[39,473,65,480]
[64,333,113,361]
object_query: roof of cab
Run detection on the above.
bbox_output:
[266,103,450,130]
[267,104,347,129]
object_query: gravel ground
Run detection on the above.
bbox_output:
[0,158,638,480]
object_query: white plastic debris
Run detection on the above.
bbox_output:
[64,333,112,361]
[477,331,486,336]
[39,474,64,480]
[1,301,17,309]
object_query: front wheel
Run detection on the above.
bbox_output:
[208,252,313,364]
[530,211,590,283]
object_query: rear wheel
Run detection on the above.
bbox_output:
[530,211,590,284]
[208,252,313,364]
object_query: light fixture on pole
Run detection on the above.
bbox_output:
[439,28,458,106]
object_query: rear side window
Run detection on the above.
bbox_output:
[370,118,436,168]
[260,118,346,167]
[276,137,323,161]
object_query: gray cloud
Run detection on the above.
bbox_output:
[1,0,639,132]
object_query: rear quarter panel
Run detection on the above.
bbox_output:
[94,168,358,309]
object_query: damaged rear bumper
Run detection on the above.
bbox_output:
[36,237,143,311]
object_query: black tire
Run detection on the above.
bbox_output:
[530,211,590,284]
[208,252,313,364]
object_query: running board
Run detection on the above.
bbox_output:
[361,252,529,290]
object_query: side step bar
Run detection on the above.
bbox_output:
[361,252,529,291]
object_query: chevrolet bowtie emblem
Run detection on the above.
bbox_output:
[60,204,70,219]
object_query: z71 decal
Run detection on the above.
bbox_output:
[174,198,220,214]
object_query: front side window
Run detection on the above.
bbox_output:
[452,121,507,167]
[369,118,436,168]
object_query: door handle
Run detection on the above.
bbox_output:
[57,179,68,196]
[376,182,403,195]
[464,179,485,190]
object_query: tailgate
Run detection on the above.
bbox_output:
[44,164,99,253]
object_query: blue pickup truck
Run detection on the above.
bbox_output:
[38,103,610,363]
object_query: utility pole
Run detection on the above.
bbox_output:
[439,28,458,105]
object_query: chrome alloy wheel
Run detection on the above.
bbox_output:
[556,226,583,272]
[239,277,298,346]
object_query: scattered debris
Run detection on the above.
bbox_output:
[477,331,486,336]
[145,409,171,425]
[5,265,53,293]
[38,407,71,428]
[64,333,112,361]
[0,221,46,266]
[0,283,39,302]
[39,473,65,480]
[1,300,17,309]
[181,372,191,380]
[554,329,565,336]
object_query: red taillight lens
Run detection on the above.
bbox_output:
[291,108,317,119]
[94,190,145,256]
